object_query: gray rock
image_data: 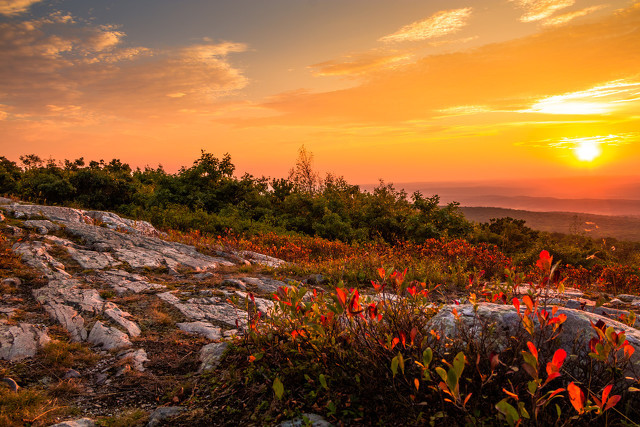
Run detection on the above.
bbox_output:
[222,278,246,290]
[23,219,60,234]
[241,277,286,294]
[235,291,274,315]
[119,348,149,372]
[0,323,50,361]
[146,406,185,427]
[1,377,19,392]
[236,250,287,268]
[13,241,69,277]
[49,418,96,427]
[63,369,82,379]
[617,294,639,303]
[194,272,214,280]
[177,321,222,340]
[279,414,333,427]
[2,277,21,287]
[104,304,141,337]
[4,225,23,236]
[0,197,13,205]
[158,292,248,329]
[97,270,165,295]
[65,246,121,270]
[88,321,132,350]
[427,303,640,372]
[43,303,87,341]
[199,342,229,372]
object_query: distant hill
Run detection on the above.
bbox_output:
[460,206,640,242]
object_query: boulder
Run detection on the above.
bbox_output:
[199,342,229,372]
[427,303,640,370]
[88,321,132,351]
[146,406,185,427]
[177,321,222,341]
[0,323,50,361]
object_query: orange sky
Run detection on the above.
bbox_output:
[0,0,639,188]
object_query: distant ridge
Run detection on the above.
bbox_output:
[460,206,640,242]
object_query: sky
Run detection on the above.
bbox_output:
[1,0,639,190]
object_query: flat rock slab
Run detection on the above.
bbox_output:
[0,323,50,361]
[177,321,222,341]
[50,418,96,427]
[199,341,229,372]
[88,321,132,351]
[158,292,248,329]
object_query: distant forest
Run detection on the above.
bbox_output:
[1,149,639,268]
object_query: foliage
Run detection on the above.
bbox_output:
[203,253,640,425]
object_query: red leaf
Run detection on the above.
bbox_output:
[551,348,567,370]
[523,295,534,312]
[400,331,406,347]
[391,337,399,349]
[410,327,418,346]
[336,287,347,306]
[605,395,621,411]
[503,388,519,400]
[527,341,538,361]
[490,352,500,371]
[625,344,635,358]
[377,267,386,280]
[513,298,520,314]
[601,384,612,406]
[568,382,585,414]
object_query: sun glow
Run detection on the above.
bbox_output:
[574,140,601,162]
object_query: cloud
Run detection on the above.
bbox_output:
[379,7,473,43]
[0,0,43,16]
[509,0,575,22]
[309,51,413,77]
[224,3,640,128]
[542,5,608,26]
[0,13,249,124]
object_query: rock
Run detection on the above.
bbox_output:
[13,241,69,277]
[146,406,185,427]
[194,272,214,280]
[4,225,23,236]
[279,413,333,427]
[0,197,14,205]
[119,348,149,372]
[50,418,96,427]
[158,292,248,329]
[1,377,19,392]
[236,250,287,268]
[43,303,87,341]
[63,369,82,379]
[617,294,639,303]
[104,304,141,337]
[2,277,21,287]
[65,246,121,270]
[97,270,165,295]
[609,298,623,305]
[84,210,164,237]
[177,321,222,341]
[199,342,229,372]
[222,278,246,290]
[0,323,50,361]
[4,204,90,224]
[87,321,132,351]
[241,277,286,294]
[235,291,274,315]
[23,219,60,234]
[427,303,640,372]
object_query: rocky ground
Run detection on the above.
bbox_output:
[1,198,640,426]
[0,198,329,426]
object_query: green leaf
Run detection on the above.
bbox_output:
[453,352,465,378]
[435,367,447,382]
[398,352,405,375]
[391,356,399,377]
[319,374,328,390]
[528,380,538,395]
[496,399,520,426]
[423,348,433,367]
[273,377,284,400]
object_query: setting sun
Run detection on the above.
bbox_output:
[574,140,601,162]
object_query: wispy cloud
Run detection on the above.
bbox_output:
[309,51,413,77]
[0,0,43,16]
[509,0,575,22]
[0,13,248,123]
[379,7,473,43]
[542,5,608,26]
[524,80,640,115]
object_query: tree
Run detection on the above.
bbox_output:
[288,145,320,193]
